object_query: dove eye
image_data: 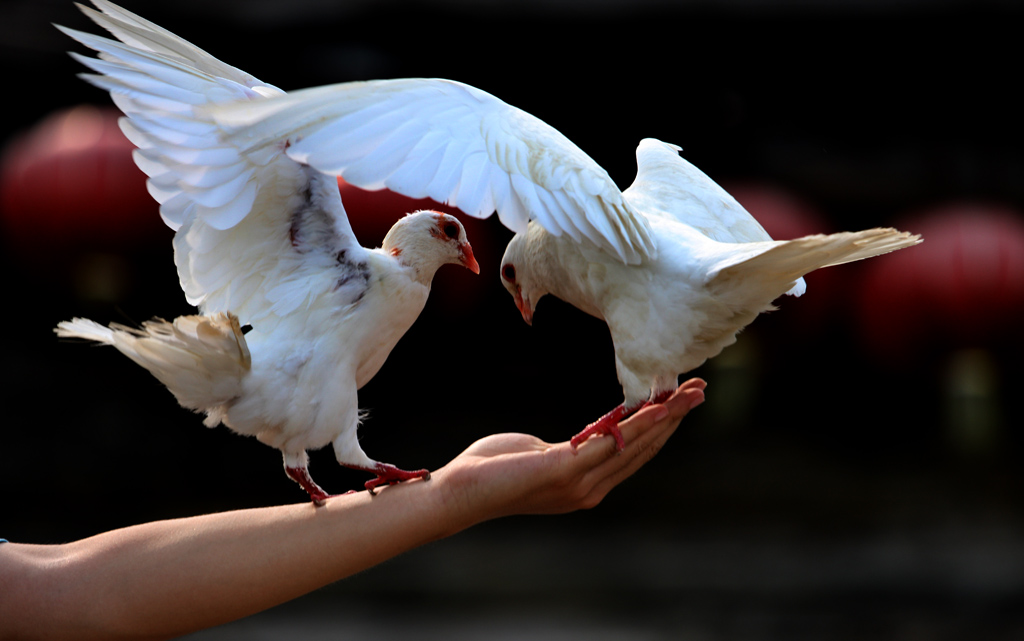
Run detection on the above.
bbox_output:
[502,264,516,282]
[443,223,459,239]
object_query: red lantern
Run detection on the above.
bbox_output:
[0,105,165,254]
[856,203,1024,360]
[727,182,828,241]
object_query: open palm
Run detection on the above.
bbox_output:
[434,378,707,523]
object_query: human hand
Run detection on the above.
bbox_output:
[433,378,706,528]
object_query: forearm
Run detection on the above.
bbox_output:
[3,477,461,641]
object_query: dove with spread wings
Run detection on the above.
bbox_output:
[55,1,484,503]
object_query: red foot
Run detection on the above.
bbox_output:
[359,463,431,496]
[571,404,634,452]
[285,465,332,506]
[570,391,675,453]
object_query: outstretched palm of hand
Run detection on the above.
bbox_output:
[435,378,707,521]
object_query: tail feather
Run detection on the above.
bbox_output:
[815,227,923,269]
[55,317,117,344]
[55,312,250,419]
[709,227,922,300]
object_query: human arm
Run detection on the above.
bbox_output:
[0,378,705,641]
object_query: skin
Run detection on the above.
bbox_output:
[0,379,706,641]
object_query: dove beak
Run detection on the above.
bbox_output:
[459,241,480,274]
[514,289,533,326]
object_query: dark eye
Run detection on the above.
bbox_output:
[443,223,459,239]
[502,264,516,282]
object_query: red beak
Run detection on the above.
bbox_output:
[459,242,480,274]
[514,289,533,326]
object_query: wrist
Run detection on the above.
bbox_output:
[345,467,482,544]
[422,466,486,537]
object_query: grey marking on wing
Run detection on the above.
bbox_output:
[289,169,343,253]
[288,167,371,306]
[333,248,370,303]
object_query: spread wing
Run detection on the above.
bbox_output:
[623,139,776,243]
[205,77,657,264]
[60,0,367,326]
[623,138,805,295]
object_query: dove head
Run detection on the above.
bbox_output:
[382,211,480,284]
[499,232,547,326]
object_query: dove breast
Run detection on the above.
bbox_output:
[212,249,431,447]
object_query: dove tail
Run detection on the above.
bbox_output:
[55,312,251,422]
[55,317,118,344]
[811,227,923,269]
[709,227,922,300]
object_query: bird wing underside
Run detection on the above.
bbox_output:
[61,1,368,326]
[172,167,369,328]
[206,77,658,265]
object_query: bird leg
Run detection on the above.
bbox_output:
[285,465,332,507]
[353,463,431,496]
[570,389,676,453]
[570,404,636,452]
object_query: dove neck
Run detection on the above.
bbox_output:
[514,228,568,304]
[522,228,605,320]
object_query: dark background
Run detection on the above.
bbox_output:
[2,1,1022,639]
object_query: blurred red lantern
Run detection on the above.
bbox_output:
[727,182,828,241]
[856,203,1024,360]
[337,177,509,314]
[0,105,165,254]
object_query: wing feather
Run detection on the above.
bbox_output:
[452,151,492,217]
[625,138,806,295]
[624,138,774,244]
[383,138,448,199]
[340,119,430,188]
[424,135,474,205]
[493,173,531,234]
[80,0,278,93]
[61,2,361,326]
[209,78,657,263]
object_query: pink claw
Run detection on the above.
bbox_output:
[570,404,632,452]
[285,465,332,506]
[362,463,431,495]
[571,391,675,452]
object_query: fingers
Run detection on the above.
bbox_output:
[591,378,706,453]
[663,378,706,420]
[619,384,704,467]
[568,378,706,464]
[518,378,706,514]
[583,382,705,500]
[437,379,707,520]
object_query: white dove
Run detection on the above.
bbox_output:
[498,139,921,449]
[54,1,480,503]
